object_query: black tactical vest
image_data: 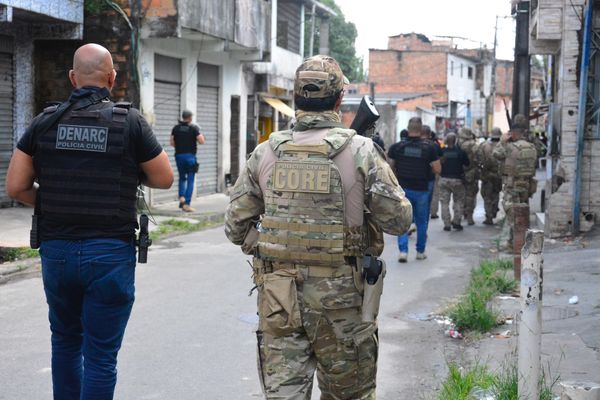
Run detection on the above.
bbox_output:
[33,100,138,226]
[394,139,430,181]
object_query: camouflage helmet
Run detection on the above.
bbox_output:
[491,127,502,138]
[511,114,529,133]
[458,128,474,140]
[294,55,346,99]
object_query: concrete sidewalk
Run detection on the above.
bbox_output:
[0,193,230,249]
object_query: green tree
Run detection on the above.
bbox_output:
[304,0,363,82]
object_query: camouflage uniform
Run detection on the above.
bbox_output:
[457,128,480,225]
[493,133,537,246]
[438,177,465,226]
[224,55,412,400]
[477,130,502,224]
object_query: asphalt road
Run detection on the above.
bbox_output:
[0,202,500,400]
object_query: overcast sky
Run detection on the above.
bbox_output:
[335,0,516,65]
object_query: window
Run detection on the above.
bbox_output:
[277,20,288,49]
[468,66,473,79]
[450,61,454,76]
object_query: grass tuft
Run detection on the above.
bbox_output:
[448,259,517,333]
[437,359,559,400]
[149,218,223,241]
[0,247,39,263]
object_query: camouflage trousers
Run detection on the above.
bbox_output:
[481,178,502,220]
[501,188,530,245]
[463,179,479,220]
[256,269,377,400]
[430,175,440,216]
[438,177,465,226]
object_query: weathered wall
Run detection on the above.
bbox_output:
[369,49,448,103]
[544,0,585,237]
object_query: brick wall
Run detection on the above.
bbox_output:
[369,49,448,102]
[388,33,433,51]
[396,95,434,112]
[496,61,513,96]
[84,0,138,104]
[34,0,139,110]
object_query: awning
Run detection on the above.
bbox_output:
[262,96,295,118]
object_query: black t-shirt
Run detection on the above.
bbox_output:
[171,122,200,155]
[440,146,470,179]
[388,137,439,191]
[17,90,163,241]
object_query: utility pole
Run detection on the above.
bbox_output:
[309,4,316,57]
[512,1,531,121]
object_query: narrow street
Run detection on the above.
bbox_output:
[0,201,500,400]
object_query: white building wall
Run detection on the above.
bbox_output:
[447,53,477,111]
[138,38,247,192]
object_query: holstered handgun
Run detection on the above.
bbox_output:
[361,248,386,322]
[136,214,152,263]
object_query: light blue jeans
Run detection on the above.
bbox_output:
[175,153,197,205]
[397,188,431,254]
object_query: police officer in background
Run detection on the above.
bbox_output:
[421,125,443,219]
[388,117,441,262]
[438,133,470,231]
[225,55,412,399]
[478,127,503,225]
[493,114,537,248]
[457,128,480,225]
[170,109,205,212]
[6,43,173,400]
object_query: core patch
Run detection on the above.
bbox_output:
[273,161,331,193]
[56,124,109,153]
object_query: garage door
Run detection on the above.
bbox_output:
[0,38,14,207]
[196,63,220,195]
[152,54,182,205]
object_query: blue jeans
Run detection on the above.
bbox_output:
[40,239,136,400]
[175,153,197,205]
[398,188,431,253]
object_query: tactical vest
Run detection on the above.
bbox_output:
[503,140,537,179]
[394,139,430,181]
[257,129,363,267]
[34,101,138,226]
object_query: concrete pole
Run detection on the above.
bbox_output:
[518,229,544,400]
[309,4,316,57]
[513,203,530,280]
[319,17,330,55]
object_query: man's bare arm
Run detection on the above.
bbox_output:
[6,149,37,206]
[140,151,174,189]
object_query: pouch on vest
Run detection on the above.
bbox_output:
[258,269,303,336]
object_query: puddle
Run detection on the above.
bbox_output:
[238,313,259,325]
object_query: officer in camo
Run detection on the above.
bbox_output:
[457,128,480,225]
[478,127,503,225]
[224,55,412,400]
[493,114,537,247]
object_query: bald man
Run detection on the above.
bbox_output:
[6,43,173,400]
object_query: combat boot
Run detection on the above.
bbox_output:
[467,216,475,225]
[483,217,494,225]
[452,223,463,231]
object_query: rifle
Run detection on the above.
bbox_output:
[502,98,512,128]
[350,95,380,137]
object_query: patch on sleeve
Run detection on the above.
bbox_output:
[56,124,108,152]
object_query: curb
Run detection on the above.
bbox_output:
[0,211,225,285]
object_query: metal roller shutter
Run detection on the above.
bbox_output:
[0,49,14,207]
[153,81,181,204]
[196,85,219,194]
